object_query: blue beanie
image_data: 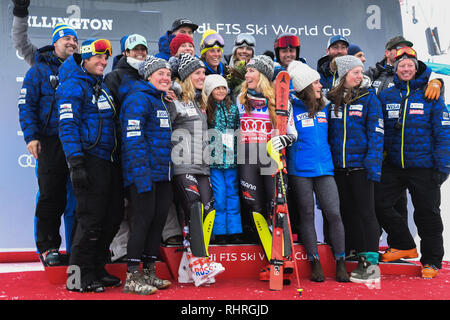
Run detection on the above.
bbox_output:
[120,35,129,53]
[52,23,78,44]
[348,43,362,56]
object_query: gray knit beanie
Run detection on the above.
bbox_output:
[138,55,170,80]
[178,53,206,81]
[334,55,364,84]
[246,55,274,81]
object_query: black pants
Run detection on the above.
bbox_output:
[334,169,380,254]
[35,135,69,254]
[69,154,124,284]
[173,174,214,224]
[374,165,443,268]
[238,163,276,216]
[126,181,172,263]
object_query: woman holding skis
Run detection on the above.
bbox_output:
[236,55,297,280]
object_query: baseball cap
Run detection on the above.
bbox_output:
[385,35,413,50]
[171,18,199,33]
[125,34,148,51]
[327,35,349,48]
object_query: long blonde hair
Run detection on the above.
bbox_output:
[178,77,206,109]
[239,73,277,126]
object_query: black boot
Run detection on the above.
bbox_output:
[96,267,122,287]
[336,258,350,282]
[310,258,324,282]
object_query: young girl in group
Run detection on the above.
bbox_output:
[203,74,243,244]
[326,55,384,284]
[286,61,349,282]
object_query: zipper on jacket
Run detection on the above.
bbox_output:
[340,92,369,169]
[161,93,172,181]
[313,114,323,174]
[400,82,410,169]
[342,104,347,168]
[103,89,117,162]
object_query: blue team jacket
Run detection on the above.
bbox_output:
[328,88,384,182]
[19,46,63,144]
[119,76,172,193]
[379,62,450,173]
[287,97,334,177]
[56,54,118,162]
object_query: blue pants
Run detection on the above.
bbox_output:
[210,168,242,235]
[34,163,75,253]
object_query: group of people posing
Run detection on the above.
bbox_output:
[13,0,449,296]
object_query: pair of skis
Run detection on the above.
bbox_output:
[267,71,302,294]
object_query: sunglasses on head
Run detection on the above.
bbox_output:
[81,39,113,57]
[203,33,225,48]
[274,35,300,49]
[394,46,416,61]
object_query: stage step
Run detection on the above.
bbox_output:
[160,244,421,281]
[3,244,420,285]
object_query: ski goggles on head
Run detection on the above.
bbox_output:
[394,46,416,61]
[274,35,300,49]
[81,39,113,57]
[235,34,256,47]
[202,33,225,48]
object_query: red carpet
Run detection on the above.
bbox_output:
[1,261,449,301]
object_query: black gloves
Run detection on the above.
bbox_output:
[68,156,90,190]
[12,0,30,18]
[433,170,449,187]
[270,134,295,152]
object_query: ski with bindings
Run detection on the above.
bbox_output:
[268,71,302,294]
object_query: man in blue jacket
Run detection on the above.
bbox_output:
[57,39,123,292]
[376,47,450,279]
[316,35,349,93]
[18,22,78,266]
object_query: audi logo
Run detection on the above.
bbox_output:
[240,118,273,133]
[18,154,36,168]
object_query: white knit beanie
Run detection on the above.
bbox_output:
[287,61,321,93]
[203,74,228,98]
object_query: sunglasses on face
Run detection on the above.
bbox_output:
[81,39,113,57]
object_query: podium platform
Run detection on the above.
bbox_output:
[37,243,421,285]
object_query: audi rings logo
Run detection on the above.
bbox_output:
[18,154,36,168]
[240,118,273,133]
